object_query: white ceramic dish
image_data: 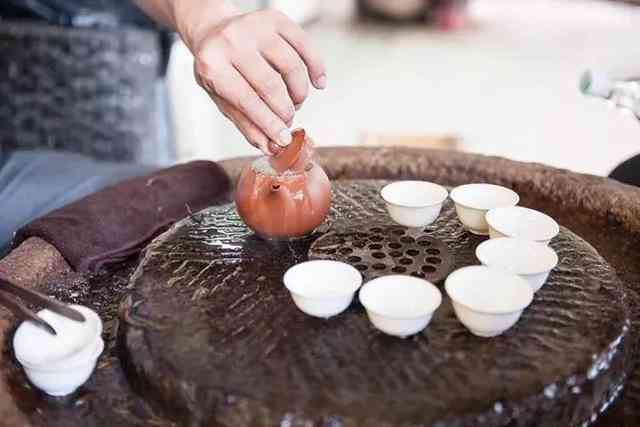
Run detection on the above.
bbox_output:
[485,206,560,245]
[380,181,449,227]
[449,184,520,235]
[476,237,559,292]
[23,337,104,396]
[14,305,103,369]
[359,275,442,338]
[284,260,362,318]
[445,266,533,337]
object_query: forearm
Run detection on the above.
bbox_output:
[133,0,178,29]
[133,0,238,48]
[134,0,326,154]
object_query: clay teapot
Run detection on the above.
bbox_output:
[235,129,331,239]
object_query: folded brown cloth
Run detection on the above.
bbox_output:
[14,161,232,272]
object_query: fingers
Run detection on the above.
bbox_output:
[203,63,292,147]
[262,37,309,107]
[191,8,325,152]
[232,51,295,126]
[277,17,327,90]
[211,94,273,155]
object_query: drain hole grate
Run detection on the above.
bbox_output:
[422,265,437,273]
[309,224,455,283]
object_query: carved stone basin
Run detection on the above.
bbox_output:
[1,147,639,426]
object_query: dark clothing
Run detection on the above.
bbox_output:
[0,0,154,28]
[609,153,640,187]
[14,160,231,272]
[0,1,175,256]
[0,1,173,75]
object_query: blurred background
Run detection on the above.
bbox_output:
[2,0,640,176]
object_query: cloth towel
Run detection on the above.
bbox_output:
[15,160,231,272]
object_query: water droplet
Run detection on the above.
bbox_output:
[587,365,599,380]
[544,383,557,399]
[280,414,294,427]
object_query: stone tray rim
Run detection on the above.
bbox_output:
[119,179,633,427]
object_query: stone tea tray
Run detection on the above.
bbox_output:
[1,147,639,426]
[116,181,631,426]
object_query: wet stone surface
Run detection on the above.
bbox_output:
[2,262,177,427]
[116,180,632,427]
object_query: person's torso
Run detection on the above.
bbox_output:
[0,1,157,28]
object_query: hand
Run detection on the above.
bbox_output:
[174,2,327,154]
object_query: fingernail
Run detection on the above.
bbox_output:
[278,129,292,146]
[316,75,327,89]
[295,103,303,111]
[267,141,282,155]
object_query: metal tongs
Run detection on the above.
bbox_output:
[0,277,85,335]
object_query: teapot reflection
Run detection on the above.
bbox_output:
[235,129,331,239]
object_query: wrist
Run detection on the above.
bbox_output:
[172,0,239,52]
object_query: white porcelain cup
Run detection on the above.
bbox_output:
[450,184,519,235]
[380,181,448,227]
[14,305,103,369]
[23,338,104,396]
[445,266,533,337]
[41,335,103,371]
[284,260,363,318]
[359,275,442,338]
[485,206,559,245]
[475,237,559,292]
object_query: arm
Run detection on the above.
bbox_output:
[134,0,327,154]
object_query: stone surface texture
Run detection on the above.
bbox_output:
[0,147,639,426]
[0,237,71,287]
[119,180,632,426]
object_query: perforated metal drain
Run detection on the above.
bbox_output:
[309,224,455,283]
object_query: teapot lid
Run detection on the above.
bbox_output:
[269,129,313,173]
